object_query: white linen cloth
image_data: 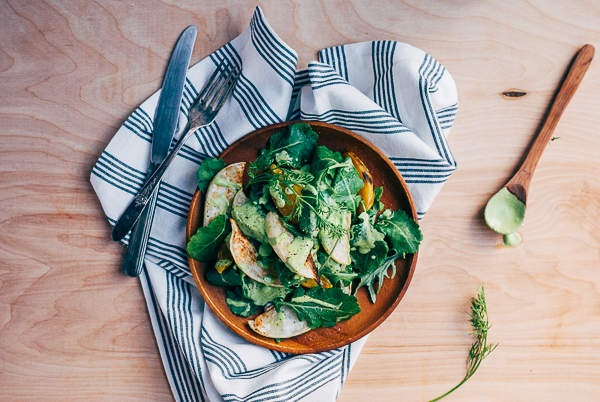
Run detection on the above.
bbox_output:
[91,7,457,401]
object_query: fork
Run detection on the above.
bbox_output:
[112,60,241,242]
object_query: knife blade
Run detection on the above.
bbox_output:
[121,26,197,277]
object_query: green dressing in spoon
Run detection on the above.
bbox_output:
[503,232,522,248]
[484,188,526,235]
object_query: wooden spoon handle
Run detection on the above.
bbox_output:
[506,44,595,203]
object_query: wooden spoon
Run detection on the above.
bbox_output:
[506,44,595,204]
[485,44,594,238]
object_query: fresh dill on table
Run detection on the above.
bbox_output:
[428,285,498,402]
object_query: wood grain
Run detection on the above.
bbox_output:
[1,0,600,400]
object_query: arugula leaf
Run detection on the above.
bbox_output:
[268,123,319,168]
[222,265,244,286]
[248,123,319,177]
[374,186,383,202]
[368,186,385,220]
[247,183,277,212]
[226,287,261,317]
[331,158,364,212]
[206,264,243,288]
[316,250,344,272]
[273,260,306,289]
[196,158,226,193]
[206,265,229,287]
[350,240,389,274]
[309,146,343,183]
[187,214,231,261]
[375,210,422,254]
[241,275,289,306]
[274,287,361,329]
[318,253,358,287]
[355,253,401,303]
[321,266,358,288]
[247,182,265,203]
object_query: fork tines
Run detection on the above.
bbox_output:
[193,59,241,114]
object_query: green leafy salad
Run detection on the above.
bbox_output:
[187,123,422,340]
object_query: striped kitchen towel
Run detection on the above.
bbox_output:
[91,6,457,402]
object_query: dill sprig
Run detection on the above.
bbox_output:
[428,285,498,402]
[248,165,349,239]
[298,194,349,239]
[247,165,312,187]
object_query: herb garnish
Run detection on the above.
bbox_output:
[428,285,498,401]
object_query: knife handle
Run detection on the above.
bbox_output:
[122,186,159,277]
[111,120,193,241]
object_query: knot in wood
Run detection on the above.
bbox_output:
[500,90,528,100]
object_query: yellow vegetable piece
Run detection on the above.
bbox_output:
[301,275,333,289]
[319,275,333,289]
[343,152,374,214]
[301,278,317,288]
[215,262,229,274]
[215,242,233,273]
[269,164,303,223]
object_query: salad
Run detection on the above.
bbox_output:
[187,123,422,340]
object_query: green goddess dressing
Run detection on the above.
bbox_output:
[484,187,525,247]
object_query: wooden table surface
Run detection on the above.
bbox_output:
[2,1,600,400]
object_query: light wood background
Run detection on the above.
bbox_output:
[2,0,600,400]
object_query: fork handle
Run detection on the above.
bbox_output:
[122,167,159,277]
[112,121,199,241]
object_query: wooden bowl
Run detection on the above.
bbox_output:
[186,121,418,354]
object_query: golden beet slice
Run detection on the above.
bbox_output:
[343,152,374,214]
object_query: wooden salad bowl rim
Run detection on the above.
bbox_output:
[186,120,418,354]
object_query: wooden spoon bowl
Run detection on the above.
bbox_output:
[186,121,418,354]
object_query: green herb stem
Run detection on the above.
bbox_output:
[428,285,498,402]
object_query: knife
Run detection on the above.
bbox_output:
[122,26,197,277]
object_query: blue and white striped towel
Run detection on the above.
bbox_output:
[91,7,457,401]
